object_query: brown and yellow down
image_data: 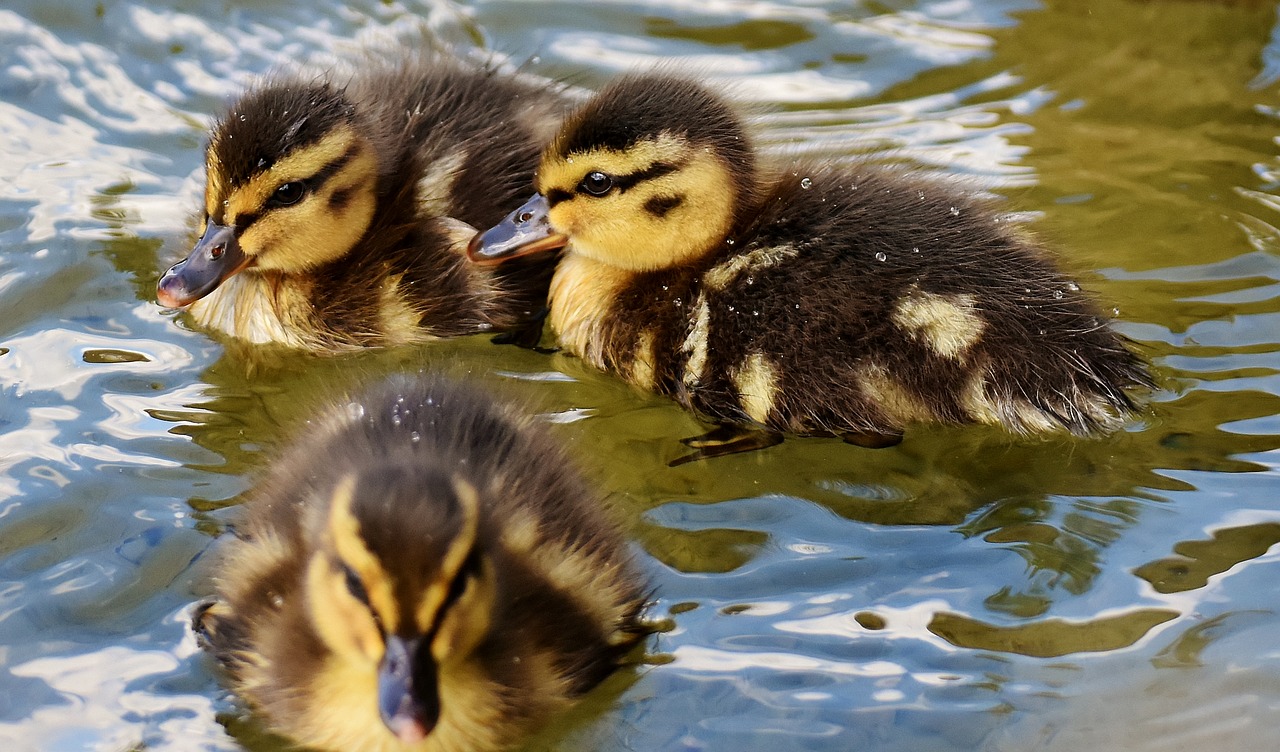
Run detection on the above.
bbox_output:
[469,73,1152,441]
[158,54,568,352]
[195,375,649,752]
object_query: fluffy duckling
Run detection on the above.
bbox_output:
[157,55,567,352]
[469,73,1151,448]
[195,375,649,752]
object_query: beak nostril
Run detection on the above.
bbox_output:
[210,245,225,260]
[517,211,533,223]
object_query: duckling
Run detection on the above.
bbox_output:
[195,375,649,752]
[468,73,1152,452]
[157,54,567,352]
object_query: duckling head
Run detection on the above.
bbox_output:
[305,464,493,746]
[469,74,755,272]
[157,83,380,307]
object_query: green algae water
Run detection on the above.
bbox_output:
[2,1,1280,750]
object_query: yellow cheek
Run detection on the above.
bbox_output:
[431,574,494,664]
[306,557,386,665]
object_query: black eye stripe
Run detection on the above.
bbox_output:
[262,141,362,211]
[306,142,360,190]
[545,188,572,207]
[568,160,682,198]
[342,563,370,606]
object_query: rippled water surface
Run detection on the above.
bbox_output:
[3,0,1280,750]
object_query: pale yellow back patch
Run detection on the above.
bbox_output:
[891,289,985,360]
[732,352,779,424]
[703,244,798,291]
[415,146,469,217]
[681,295,711,389]
[858,362,935,424]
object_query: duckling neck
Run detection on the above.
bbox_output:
[548,253,634,366]
[188,271,318,349]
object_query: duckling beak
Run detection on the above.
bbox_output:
[156,221,249,308]
[466,193,568,265]
[378,634,440,745]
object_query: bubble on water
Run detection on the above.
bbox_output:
[800,177,813,189]
[874,252,887,262]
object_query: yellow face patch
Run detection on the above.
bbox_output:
[537,134,736,272]
[307,475,400,663]
[204,125,379,273]
[413,478,482,636]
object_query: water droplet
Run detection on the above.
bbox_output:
[725,238,735,245]
[912,246,920,253]
[662,285,669,291]
[238,114,246,121]
[745,276,754,285]
[410,431,421,443]
[752,310,759,316]
[874,252,887,262]
[727,305,735,312]
[222,199,229,207]
[270,594,284,608]
[566,157,574,164]
[800,177,813,189]
[1066,282,1081,292]
[917,191,925,200]
[949,207,961,217]
[1037,329,1047,335]
[1112,307,1120,316]
[1052,289,1064,300]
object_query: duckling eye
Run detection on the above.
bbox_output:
[578,171,614,197]
[341,563,370,606]
[270,181,307,207]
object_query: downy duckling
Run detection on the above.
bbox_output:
[195,375,649,751]
[157,55,567,352]
[469,73,1151,452]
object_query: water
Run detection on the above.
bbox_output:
[2,0,1279,750]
